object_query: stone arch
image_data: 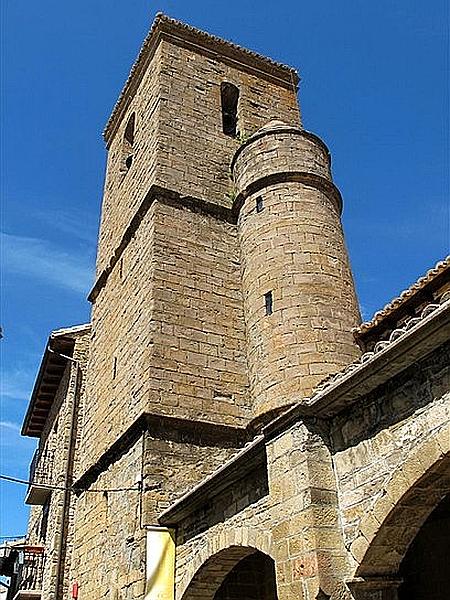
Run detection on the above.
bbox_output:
[351,424,450,578]
[178,526,273,600]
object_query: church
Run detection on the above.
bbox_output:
[2,14,449,600]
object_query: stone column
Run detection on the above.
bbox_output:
[232,120,361,425]
[347,578,402,600]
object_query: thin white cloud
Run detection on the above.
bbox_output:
[1,232,94,294]
[32,208,98,244]
[345,200,449,244]
[1,368,34,402]
[0,419,36,469]
[0,421,21,432]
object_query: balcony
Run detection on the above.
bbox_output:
[0,545,44,600]
[25,449,54,505]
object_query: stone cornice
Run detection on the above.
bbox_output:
[73,413,248,493]
[88,185,236,303]
[232,171,343,217]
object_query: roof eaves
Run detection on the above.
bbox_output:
[51,323,91,338]
[21,324,90,438]
[354,256,450,337]
[264,293,450,437]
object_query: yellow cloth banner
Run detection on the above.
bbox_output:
[145,527,175,600]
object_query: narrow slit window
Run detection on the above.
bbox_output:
[124,113,135,145]
[221,82,239,137]
[122,113,135,172]
[112,357,117,379]
[256,196,264,213]
[264,291,273,315]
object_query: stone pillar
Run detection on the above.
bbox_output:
[266,420,352,600]
[347,578,402,600]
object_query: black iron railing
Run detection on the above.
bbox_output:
[17,547,45,592]
[1,545,45,599]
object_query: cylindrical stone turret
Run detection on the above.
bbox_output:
[231,120,361,423]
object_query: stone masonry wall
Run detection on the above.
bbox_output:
[83,198,250,471]
[232,128,332,191]
[157,39,300,209]
[70,439,145,600]
[148,201,250,427]
[96,44,163,274]
[239,181,360,418]
[330,342,450,574]
[26,363,71,546]
[172,343,450,600]
[175,421,350,600]
[71,426,242,600]
[95,35,300,281]
[26,331,90,600]
[85,32,303,471]
[81,205,157,471]
[143,426,241,524]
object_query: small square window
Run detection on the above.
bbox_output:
[256,196,264,213]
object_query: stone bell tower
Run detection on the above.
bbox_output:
[82,15,305,468]
[65,15,363,599]
[232,121,361,423]
[81,14,362,467]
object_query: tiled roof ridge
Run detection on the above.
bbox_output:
[354,256,450,335]
[103,13,299,144]
[155,14,298,74]
[312,290,450,399]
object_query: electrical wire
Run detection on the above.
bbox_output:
[0,474,144,494]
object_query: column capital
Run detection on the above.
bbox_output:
[347,577,402,600]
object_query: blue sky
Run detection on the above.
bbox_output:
[1,0,448,538]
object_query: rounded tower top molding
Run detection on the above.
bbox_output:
[251,119,294,134]
[231,121,342,215]
[231,121,332,174]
